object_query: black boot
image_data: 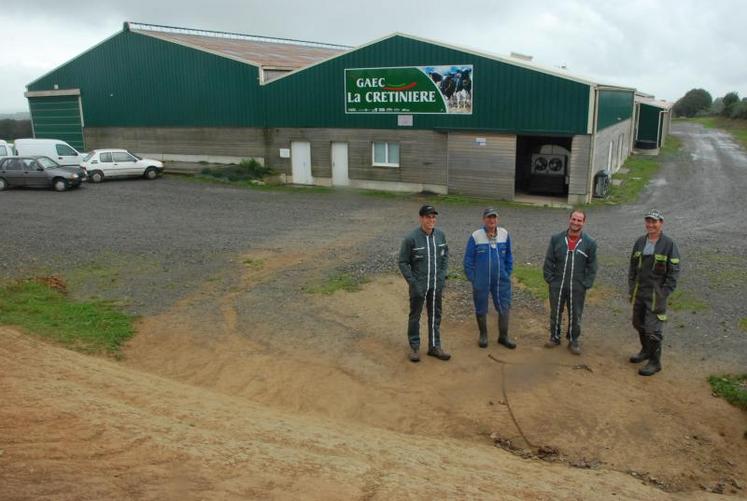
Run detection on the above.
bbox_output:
[638,340,661,376]
[629,332,649,363]
[497,316,516,350]
[476,315,488,348]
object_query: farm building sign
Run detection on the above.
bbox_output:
[345,65,473,114]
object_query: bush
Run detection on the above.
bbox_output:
[199,158,275,182]
[673,88,712,118]
[239,158,274,179]
[729,101,747,119]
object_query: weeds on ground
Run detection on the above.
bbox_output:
[182,173,334,193]
[358,190,549,209]
[738,318,747,333]
[447,270,467,281]
[708,374,747,410]
[199,159,275,183]
[0,279,134,357]
[667,289,708,312]
[593,135,682,206]
[512,264,548,301]
[703,254,747,288]
[242,258,265,270]
[305,272,369,295]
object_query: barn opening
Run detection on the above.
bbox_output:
[514,135,573,199]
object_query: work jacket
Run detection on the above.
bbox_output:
[543,231,598,291]
[399,227,449,296]
[628,233,681,314]
[463,226,513,306]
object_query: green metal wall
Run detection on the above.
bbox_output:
[637,104,661,143]
[27,30,263,127]
[597,89,633,131]
[263,36,591,135]
[28,95,85,150]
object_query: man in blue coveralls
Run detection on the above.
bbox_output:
[463,208,516,349]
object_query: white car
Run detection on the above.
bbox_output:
[0,140,16,159]
[80,149,164,183]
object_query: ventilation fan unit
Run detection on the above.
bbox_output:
[530,154,567,176]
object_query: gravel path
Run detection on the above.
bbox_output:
[1,122,744,367]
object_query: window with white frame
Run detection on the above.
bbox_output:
[372,141,400,167]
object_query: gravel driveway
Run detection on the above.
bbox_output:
[1,121,745,368]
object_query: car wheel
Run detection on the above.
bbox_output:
[0,177,7,191]
[90,170,104,183]
[53,178,69,192]
[144,167,158,180]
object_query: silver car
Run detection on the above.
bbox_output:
[0,156,87,192]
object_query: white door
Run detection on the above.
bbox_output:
[291,141,312,185]
[331,142,349,186]
[112,151,138,176]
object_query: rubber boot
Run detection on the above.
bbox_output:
[638,340,661,376]
[476,314,488,348]
[629,332,649,363]
[497,316,516,350]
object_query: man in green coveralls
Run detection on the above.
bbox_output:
[398,205,451,363]
[628,209,681,376]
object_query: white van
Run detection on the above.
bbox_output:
[0,140,15,158]
[14,138,86,166]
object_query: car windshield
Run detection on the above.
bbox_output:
[128,151,142,160]
[36,157,59,169]
[82,152,95,162]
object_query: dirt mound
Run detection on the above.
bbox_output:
[121,270,747,497]
[2,326,710,500]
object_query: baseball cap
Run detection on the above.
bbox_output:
[482,207,498,217]
[419,205,438,216]
[645,209,663,221]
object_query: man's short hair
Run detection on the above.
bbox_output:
[569,209,587,221]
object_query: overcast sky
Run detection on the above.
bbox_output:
[1,0,745,113]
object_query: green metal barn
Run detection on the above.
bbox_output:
[634,93,673,153]
[26,21,643,204]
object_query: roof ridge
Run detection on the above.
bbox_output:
[126,21,352,50]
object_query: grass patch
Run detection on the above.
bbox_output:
[593,135,682,206]
[305,272,369,295]
[182,173,334,193]
[685,117,747,149]
[708,374,747,410]
[700,254,747,288]
[242,258,265,270]
[447,270,467,281]
[0,279,134,357]
[667,289,708,312]
[739,318,747,333]
[512,264,548,300]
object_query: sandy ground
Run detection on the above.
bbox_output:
[0,316,742,500]
[3,244,745,500]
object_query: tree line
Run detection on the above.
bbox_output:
[0,119,32,140]
[673,89,747,119]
